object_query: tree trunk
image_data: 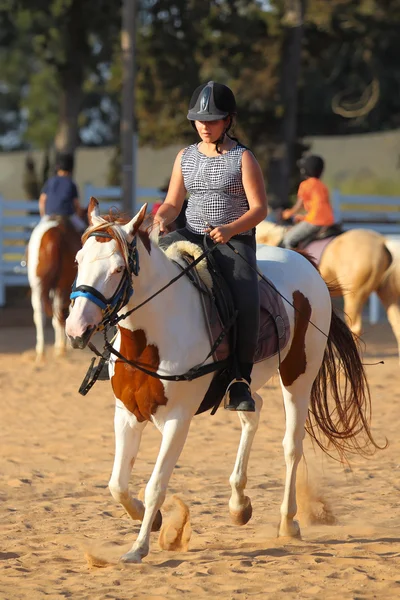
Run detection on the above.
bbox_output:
[54,0,87,158]
[268,0,306,208]
[54,76,83,155]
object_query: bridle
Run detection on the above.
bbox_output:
[71,229,232,396]
[70,231,139,329]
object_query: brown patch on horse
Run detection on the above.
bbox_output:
[280,290,311,387]
[37,221,80,319]
[111,327,168,421]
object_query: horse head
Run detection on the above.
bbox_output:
[65,197,148,349]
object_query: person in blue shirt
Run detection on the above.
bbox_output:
[39,153,86,232]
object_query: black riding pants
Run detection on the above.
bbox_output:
[158,227,260,365]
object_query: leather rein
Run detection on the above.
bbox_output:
[71,231,233,395]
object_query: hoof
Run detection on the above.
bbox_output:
[230,496,253,526]
[278,519,301,539]
[119,550,144,564]
[151,510,163,532]
[35,353,45,365]
[55,348,67,358]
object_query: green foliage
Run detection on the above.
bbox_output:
[0,0,121,150]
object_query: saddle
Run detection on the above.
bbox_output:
[298,223,343,249]
[163,240,290,414]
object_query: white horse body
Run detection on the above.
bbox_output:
[66,200,376,563]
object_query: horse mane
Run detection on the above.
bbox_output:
[82,211,132,266]
[82,209,158,264]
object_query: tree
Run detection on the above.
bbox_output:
[0,0,121,153]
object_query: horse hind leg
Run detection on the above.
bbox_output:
[31,284,46,362]
[343,289,370,337]
[377,283,400,363]
[278,377,311,538]
[229,392,262,526]
[108,408,161,528]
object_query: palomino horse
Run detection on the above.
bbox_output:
[65,198,379,563]
[28,217,81,360]
[256,221,395,340]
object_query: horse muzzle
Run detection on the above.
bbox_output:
[68,326,96,350]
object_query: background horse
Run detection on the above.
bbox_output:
[65,199,380,563]
[256,221,397,343]
[28,217,81,361]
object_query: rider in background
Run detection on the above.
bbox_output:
[281,155,334,248]
[153,81,268,412]
[39,153,86,232]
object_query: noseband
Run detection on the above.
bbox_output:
[70,231,139,327]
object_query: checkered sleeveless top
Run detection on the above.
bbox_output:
[181,143,251,235]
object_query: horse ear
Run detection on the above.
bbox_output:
[88,197,100,225]
[121,203,148,237]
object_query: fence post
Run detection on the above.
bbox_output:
[0,195,5,307]
[332,189,341,223]
[369,292,380,325]
[84,183,94,207]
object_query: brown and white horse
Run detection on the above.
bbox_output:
[256,221,397,344]
[28,217,81,360]
[65,198,381,563]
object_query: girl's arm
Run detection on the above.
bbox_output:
[153,150,187,233]
[39,193,47,217]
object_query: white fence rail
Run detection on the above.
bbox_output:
[332,190,400,234]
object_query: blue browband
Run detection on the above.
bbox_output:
[70,232,139,323]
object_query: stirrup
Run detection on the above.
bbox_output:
[224,378,255,412]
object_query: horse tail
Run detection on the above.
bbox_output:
[306,299,387,462]
[37,228,63,318]
[292,250,386,461]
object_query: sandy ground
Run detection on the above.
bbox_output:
[1,313,400,600]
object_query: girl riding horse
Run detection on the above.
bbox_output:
[153,81,268,412]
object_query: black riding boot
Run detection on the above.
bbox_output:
[224,362,255,412]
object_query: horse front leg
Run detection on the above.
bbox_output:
[52,290,67,357]
[229,392,262,525]
[108,406,161,529]
[121,411,192,564]
[31,285,46,362]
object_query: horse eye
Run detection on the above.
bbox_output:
[115,266,124,274]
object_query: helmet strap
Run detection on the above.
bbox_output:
[214,117,232,154]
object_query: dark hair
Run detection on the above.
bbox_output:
[301,155,325,179]
[56,152,74,173]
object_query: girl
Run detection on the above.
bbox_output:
[154,81,268,412]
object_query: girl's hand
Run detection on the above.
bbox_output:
[282,209,292,220]
[207,224,234,244]
[153,215,167,233]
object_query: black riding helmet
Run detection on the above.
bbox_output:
[300,155,325,178]
[187,81,237,121]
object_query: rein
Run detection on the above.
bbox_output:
[75,231,234,395]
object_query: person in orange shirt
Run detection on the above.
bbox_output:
[281,155,334,248]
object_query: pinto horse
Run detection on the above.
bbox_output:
[256,221,395,341]
[65,198,380,564]
[28,217,81,360]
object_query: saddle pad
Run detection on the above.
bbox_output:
[303,237,335,265]
[255,277,290,363]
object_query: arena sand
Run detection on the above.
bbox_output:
[1,321,400,599]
